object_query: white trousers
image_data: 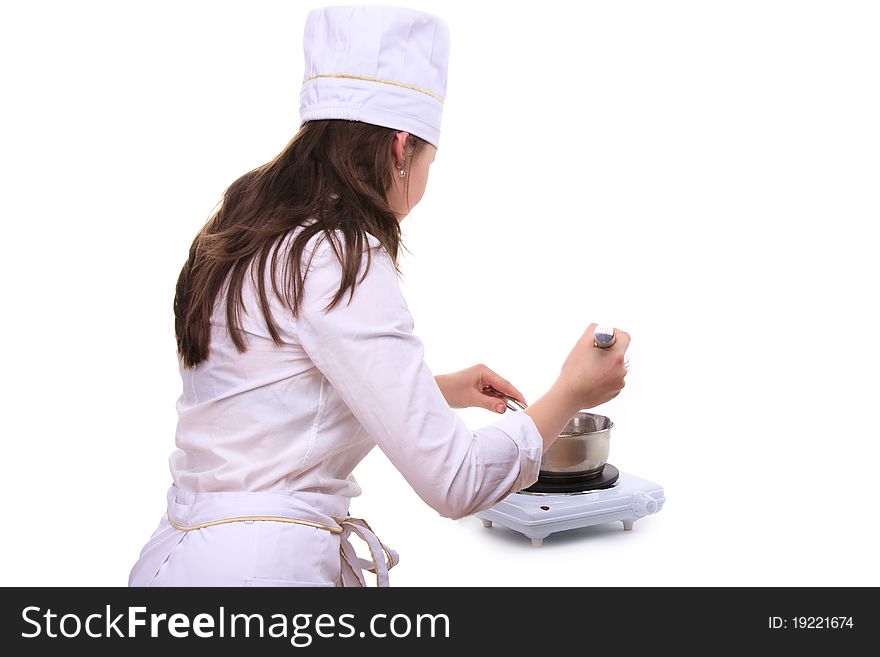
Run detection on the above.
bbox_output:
[128,485,397,587]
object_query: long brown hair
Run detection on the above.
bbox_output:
[173,119,428,368]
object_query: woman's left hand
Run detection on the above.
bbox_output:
[435,364,527,414]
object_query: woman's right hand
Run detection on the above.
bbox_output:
[554,323,630,410]
[523,322,631,455]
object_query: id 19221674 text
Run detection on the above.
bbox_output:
[769,617,854,630]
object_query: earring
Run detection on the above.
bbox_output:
[399,168,406,177]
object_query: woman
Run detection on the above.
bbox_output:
[128,5,629,587]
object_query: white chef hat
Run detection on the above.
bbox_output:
[299,6,450,148]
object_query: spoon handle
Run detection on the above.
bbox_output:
[482,385,527,411]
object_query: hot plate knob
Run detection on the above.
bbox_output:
[631,492,659,518]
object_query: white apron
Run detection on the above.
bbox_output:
[129,485,398,587]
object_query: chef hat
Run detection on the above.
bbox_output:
[299,6,450,148]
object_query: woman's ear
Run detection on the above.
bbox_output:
[392,131,410,168]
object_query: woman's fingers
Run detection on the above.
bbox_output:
[479,366,527,407]
[614,328,631,352]
[582,323,599,347]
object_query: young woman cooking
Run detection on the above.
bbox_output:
[128,5,630,587]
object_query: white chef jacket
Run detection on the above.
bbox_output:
[129,224,543,587]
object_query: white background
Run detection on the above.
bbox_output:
[1,0,878,586]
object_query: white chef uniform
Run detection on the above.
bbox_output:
[127,6,544,587]
[128,227,543,586]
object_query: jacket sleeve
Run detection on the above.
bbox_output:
[295,234,543,519]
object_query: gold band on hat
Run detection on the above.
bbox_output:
[303,73,444,102]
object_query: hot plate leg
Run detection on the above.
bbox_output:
[481,519,493,528]
[622,520,634,531]
[531,537,544,547]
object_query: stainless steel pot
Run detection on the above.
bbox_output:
[540,412,613,478]
[480,386,614,479]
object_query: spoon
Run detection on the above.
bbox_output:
[482,385,527,412]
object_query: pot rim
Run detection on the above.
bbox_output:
[558,415,614,437]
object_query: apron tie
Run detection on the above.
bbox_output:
[162,485,398,587]
[335,516,399,587]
